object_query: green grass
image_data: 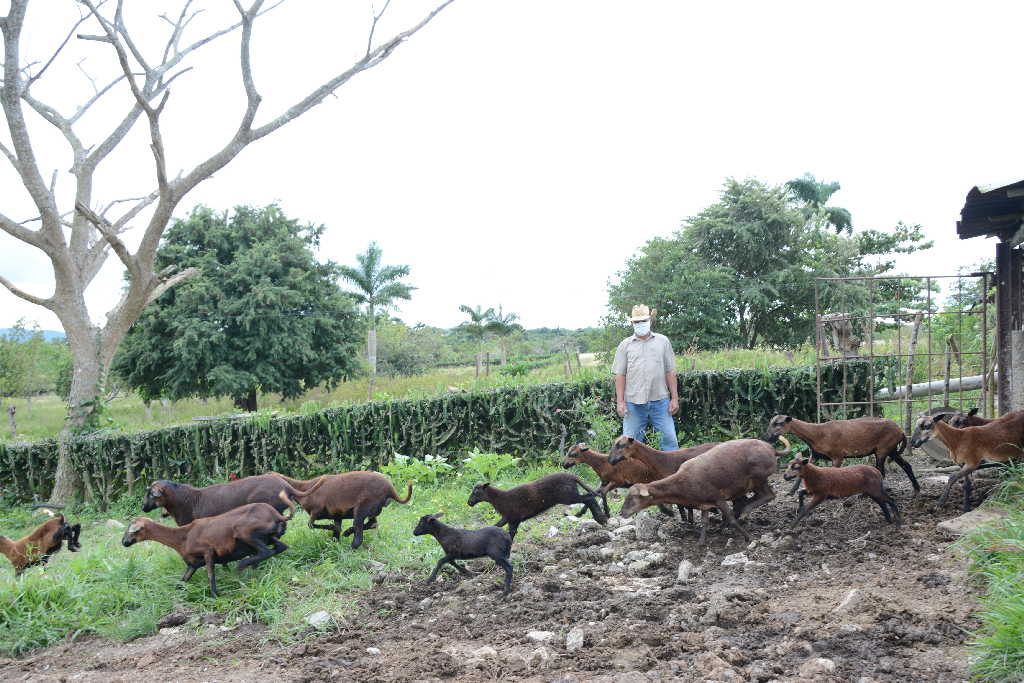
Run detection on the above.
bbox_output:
[961,463,1024,681]
[0,460,594,656]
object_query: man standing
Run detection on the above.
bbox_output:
[612,305,679,450]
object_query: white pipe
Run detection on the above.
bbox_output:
[877,373,994,399]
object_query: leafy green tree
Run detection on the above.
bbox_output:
[458,304,496,377]
[113,205,362,411]
[338,242,416,399]
[607,178,933,350]
[376,320,448,377]
[786,172,853,234]
[485,305,523,364]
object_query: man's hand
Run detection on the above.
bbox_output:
[669,398,679,415]
[617,400,627,418]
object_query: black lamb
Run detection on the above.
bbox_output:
[413,513,514,595]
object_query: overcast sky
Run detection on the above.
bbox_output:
[1,1,1020,333]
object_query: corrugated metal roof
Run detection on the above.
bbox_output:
[957,179,1024,241]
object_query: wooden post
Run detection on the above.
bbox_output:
[903,313,924,437]
[943,335,954,408]
[485,352,490,377]
[1012,330,1024,412]
[7,405,16,440]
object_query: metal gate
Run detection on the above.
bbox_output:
[814,273,994,435]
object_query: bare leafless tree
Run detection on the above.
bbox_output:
[0,0,455,503]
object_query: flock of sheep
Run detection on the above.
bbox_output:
[2,406,1022,600]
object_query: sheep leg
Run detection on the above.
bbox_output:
[788,476,803,496]
[181,565,198,583]
[796,488,807,515]
[869,494,893,523]
[343,517,378,536]
[791,493,826,529]
[598,482,614,517]
[449,559,472,577]
[581,495,608,524]
[697,509,711,545]
[962,473,973,512]
[349,511,367,550]
[889,497,903,526]
[677,505,693,524]
[938,464,979,508]
[889,450,921,494]
[716,500,750,542]
[738,482,775,520]
[507,521,520,541]
[493,555,514,595]
[426,555,451,583]
[236,537,277,571]
[205,550,218,598]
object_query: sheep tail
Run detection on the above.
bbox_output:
[894,434,907,457]
[573,475,600,498]
[393,482,414,504]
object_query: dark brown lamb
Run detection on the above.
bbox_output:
[467,473,607,540]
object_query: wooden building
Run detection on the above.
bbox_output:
[958,180,1024,412]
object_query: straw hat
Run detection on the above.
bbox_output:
[628,305,654,322]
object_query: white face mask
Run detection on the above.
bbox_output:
[633,321,651,337]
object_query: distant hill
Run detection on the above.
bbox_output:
[0,328,65,342]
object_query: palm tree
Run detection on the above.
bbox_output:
[338,242,415,399]
[485,305,522,365]
[458,304,495,378]
[785,173,852,234]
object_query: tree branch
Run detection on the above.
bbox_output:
[249,0,455,144]
[146,265,199,305]
[75,200,134,274]
[0,273,52,308]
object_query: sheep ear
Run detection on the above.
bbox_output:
[580,444,590,452]
[482,483,490,489]
[627,437,635,444]
[784,416,792,423]
[635,484,651,498]
[128,521,143,533]
[969,407,979,416]
[432,512,444,520]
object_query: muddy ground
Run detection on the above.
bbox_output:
[0,468,988,682]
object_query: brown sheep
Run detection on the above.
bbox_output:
[284,471,412,549]
[911,410,1024,511]
[0,512,81,575]
[143,474,323,526]
[764,415,918,495]
[562,443,665,516]
[122,494,294,597]
[619,439,777,545]
[783,456,901,528]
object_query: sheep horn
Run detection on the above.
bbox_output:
[774,435,790,455]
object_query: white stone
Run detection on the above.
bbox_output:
[833,588,865,615]
[611,524,636,538]
[937,507,1008,539]
[418,598,432,610]
[473,646,498,658]
[305,610,332,628]
[105,519,126,529]
[527,630,555,643]
[747,540,758,550]
[547,526,559,538]
[599,547,616,560]
[366,647,381,656]
[721,552,750,566]
[677,559,698,583]
[566,626,585,651]
[799,657,836,677]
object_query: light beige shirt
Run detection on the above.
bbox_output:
[612,332,676,404]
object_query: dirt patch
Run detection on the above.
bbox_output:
[0,471,983,682]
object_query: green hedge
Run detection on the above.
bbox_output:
[0,363,870,505]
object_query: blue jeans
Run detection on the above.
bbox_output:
[622,398,678,451]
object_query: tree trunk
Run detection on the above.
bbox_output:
[51,340,104,505]
[234,388,257,412]
[367,305,377,400]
